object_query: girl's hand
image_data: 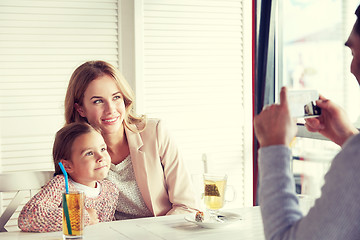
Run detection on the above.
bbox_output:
[305,96,358,146]
[254,87,298,147]
[86,208,99,225]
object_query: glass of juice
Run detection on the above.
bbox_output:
[62,191,84,239]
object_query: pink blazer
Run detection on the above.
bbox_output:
[125,118,199,216]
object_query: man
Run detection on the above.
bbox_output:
[254,4,360,240]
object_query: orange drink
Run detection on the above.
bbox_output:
[62,191,84,239]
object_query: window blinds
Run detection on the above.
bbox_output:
[0,0,119,231]
[0,0,119,172]
[138,0,253,208]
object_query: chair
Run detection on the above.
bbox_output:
[0,171,54,232]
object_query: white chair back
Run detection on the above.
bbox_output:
[0,171,54,232]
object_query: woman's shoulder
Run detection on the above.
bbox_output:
[138,118,162,134]
[144,118,161,128]
[139,118,174,147]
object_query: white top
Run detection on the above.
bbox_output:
[106,154,153,220]
[69,178,101,198]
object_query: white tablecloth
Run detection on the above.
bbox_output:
[0,207,265,240]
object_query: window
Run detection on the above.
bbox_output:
[267,0,360,199]
[279,0,360,124]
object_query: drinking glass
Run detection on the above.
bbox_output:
[203,173,235,220]
[62,191,84,239]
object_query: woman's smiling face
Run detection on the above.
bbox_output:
[76,74,126,135]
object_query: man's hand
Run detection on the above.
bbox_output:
[305,96,358,146]
[254,87,298,147]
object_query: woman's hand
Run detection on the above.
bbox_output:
[305,96,358,146]
[254,87,298,147]
[86,208,99,225]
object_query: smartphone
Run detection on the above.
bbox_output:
[286,90,321,118]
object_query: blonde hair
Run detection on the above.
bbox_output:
[64,60,146,132]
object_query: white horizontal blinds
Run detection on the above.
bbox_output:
[0,0,119,171]
[0,0,119,231]
[141,0,250,208]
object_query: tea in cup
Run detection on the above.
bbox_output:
[203,173,235,218]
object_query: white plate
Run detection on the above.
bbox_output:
[184,211,241,229]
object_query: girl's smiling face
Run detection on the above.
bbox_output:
[64,130,111,187]
[75,74,126,135]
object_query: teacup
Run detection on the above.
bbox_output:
[203,173,235,218]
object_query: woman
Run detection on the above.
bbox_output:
[64,60,198,219]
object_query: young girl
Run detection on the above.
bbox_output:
[18,122,119,232]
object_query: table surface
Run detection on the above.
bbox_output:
[0,207,265,240]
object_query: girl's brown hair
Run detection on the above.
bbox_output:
[53,122,94,175]
[64,60,146,132]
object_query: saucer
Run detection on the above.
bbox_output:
[184,211,241,229]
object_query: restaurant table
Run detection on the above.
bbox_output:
[0,206,265,240]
